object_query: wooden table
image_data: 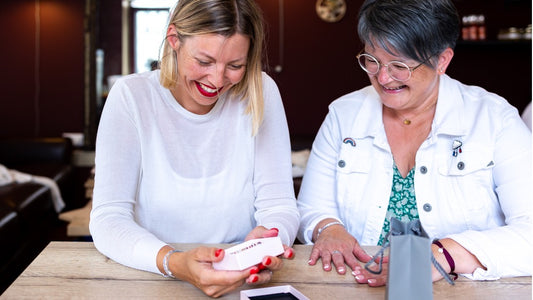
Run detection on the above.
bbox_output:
[2,242,531,299]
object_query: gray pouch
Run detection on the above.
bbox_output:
[365,217,454,300]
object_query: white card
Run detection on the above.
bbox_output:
[213,236,284,271]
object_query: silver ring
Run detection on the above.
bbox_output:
[332,250,341,255]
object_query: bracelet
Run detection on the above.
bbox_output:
[316,221,344,240]
[433,240,458,280]
[162,249,181,278]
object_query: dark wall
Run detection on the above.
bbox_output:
[0,0,85,138]
[97,0,122,79]
[0,0,530,141]
[257,0,365,138]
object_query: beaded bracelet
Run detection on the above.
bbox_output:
[433,240,458,280]
[162,249,181,278]
[316,221,344,240]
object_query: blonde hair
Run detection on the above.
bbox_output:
[160,0,265,135]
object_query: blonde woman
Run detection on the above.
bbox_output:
[90,0,299,297]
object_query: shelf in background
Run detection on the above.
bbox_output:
[456,39,532,47]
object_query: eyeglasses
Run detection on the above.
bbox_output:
[356,50,430,82]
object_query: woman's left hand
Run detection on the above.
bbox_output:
[351,254,452,286]
[243,226,295,285]
[352,237,485,286]
[352,260,389,286]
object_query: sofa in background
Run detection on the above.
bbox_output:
[0,137,76,294]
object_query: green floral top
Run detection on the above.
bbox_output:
[378,164,420,245]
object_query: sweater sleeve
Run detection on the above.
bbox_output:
[252,73,300,246]
[89,77,166,275]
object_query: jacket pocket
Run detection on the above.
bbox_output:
[439,148,494,176]
[437,145,496,214]
[335,145,374,216]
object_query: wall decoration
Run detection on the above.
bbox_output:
[316,0,346,23]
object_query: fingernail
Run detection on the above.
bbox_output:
[355,275,364,281]
[323,264,330,270]
[287,249,294,259]
[250,267,259,275]
[308,259,313,265]
[271,228,279,233]
[264,257,272,266]
[338,267,345,273]
[352,270,360,276]
[258,264,266,270]
[251,275,259,283]
[215,249,223,257]
[368,279,376,284]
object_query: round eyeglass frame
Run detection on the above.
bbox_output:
[356,50,430,82]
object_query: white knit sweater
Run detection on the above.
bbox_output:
[90,70,299,274]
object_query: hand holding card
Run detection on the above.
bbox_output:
[213,236,284,271]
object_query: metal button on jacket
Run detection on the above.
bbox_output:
[338,160,346,168]
[419,166,428,174]
[457,162,465,170]
[423,203,432,212]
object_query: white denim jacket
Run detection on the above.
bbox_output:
[297,75,532,280]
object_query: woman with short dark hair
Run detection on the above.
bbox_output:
[298,0,531,286]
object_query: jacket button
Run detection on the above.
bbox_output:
[457,162,465,170]
[423,203,432,212]
[419,166,427,174]
[338,160,346,168]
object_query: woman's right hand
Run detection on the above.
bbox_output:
[159,246,272,298]
[308,219,373,275]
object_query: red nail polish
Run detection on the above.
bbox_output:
[215,249,223,257]
[288,249,294,259]
[271,228,279,233]
[258,264,266,270]
[251,275,259,283]
[250,267,259,275]
[264,257,272,266]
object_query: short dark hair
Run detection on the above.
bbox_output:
[357,0,460,68]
